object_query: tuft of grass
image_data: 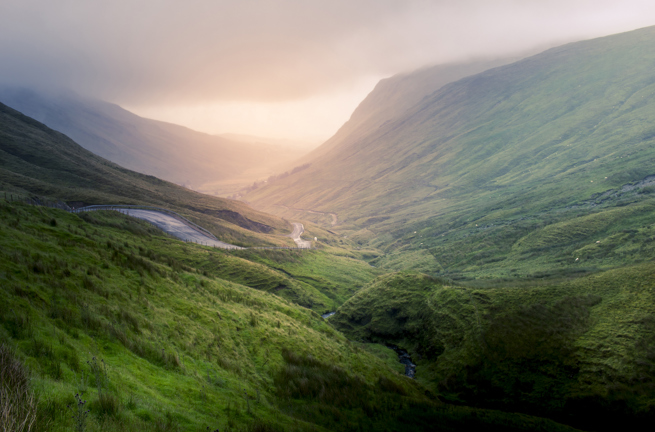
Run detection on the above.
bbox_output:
[0,343,37,432]
[91,392,121,418]
[275,349,368,406]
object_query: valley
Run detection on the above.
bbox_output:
[2,18,655,432]
[0,87,299,196]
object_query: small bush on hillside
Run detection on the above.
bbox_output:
[90,392,121,418]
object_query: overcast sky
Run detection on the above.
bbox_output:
[1,0,654,143]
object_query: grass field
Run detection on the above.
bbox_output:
[5,25,655,431]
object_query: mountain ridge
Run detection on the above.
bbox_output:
[290,56,522,170]
[245,25,655,229]
[0,100,295,246]
[0,87,299,194]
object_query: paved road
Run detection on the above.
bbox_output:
[289,222,312,248]
[119,209,244,249]
[81,206,309,250]
[308,210,338,226]
[275,205,338,226]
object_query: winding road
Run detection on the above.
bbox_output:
[117,209,244,249]
[275,205,338,226]
[77,206,310,250]
[289,222,312,248]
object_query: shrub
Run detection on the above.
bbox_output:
[90,392,120,418]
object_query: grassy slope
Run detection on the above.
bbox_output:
[282,57,520,171]
[0,87,299,194]
[0,98,386,314]
[0,202,581,432]
[331,270,655,431]
[0,101,294,247]
[245,25,655,274]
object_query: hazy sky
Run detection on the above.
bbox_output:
[1,0,654,143]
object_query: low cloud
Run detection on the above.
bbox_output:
[1,0,654,106]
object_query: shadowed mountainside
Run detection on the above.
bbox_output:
[0,101,293,246]
[0,87,298,195]
[331,269,655,431]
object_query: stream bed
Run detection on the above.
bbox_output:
[318,313,416,378]
[387,344,416,378]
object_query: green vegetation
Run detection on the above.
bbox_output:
[0,202,395,431]
[0,101,291,247]
[232,246,380,312]
[0,201,584,431]
[332,270,655,430]
[6,24,655,431]
[237,28,655,430]
[245,25,655,277]
[0,87,300,196]
[378,194,655,281]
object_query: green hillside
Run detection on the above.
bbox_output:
[0,101,291,247]
[5,24,655,431]
[284,57,519,169]
[0,201,581,432]
[238,26,655,430]
[0,87,297,195]
[331,269,655,430]
[245,25,655,276]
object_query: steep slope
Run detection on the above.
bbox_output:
[301,56,520,165]
[0,87,298,194]
[246,25,655,274]
[241,56,519,197]
[0,101,291,246]
[331,269,655,431]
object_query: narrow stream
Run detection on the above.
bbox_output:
[318,313,416,378]
[387,344,416,378]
